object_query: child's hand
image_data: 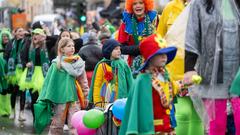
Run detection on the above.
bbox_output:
[42,25,51,36]
[178,73,201,97]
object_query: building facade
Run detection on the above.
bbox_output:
[0,0,53,22]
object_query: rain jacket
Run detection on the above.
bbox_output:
[185,0,240,98]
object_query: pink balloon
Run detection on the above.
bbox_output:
[77,123,96,135]
[71,110,87,128]
[71,110,96,135]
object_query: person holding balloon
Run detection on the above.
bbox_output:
[157,1,205,135]
[34,38,89,134]
[119,34,202,135]
[88,39,133,108]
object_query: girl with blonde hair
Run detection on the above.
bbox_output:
[34,38,89,134]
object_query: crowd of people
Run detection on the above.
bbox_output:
[0,0,240,135]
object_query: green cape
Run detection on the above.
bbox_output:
[34,62,78,133]
[230,68,240,95]
[37,63,78,103]
[88,58,133,103]
[34,100,52,134]
[119,73,155,135]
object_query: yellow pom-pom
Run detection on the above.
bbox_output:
[166,109,170,115]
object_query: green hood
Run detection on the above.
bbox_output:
[0,28,12,56]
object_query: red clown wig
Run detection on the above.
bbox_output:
[125,0,154,13]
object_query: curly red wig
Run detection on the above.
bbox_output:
[125,0,154,13]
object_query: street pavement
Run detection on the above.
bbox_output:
[0,97,74,135]
[0,98,49,135]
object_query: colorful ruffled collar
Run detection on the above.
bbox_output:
[122,10,157,35]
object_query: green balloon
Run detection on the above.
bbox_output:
[83,109,105,129]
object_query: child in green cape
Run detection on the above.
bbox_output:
[119,34,200,135]
[34,38,89,134]
[88,39,133,109]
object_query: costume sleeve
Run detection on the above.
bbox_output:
[117,23,128,44]
[120,44,140,56]
[93,63,104,104]
[184,0,201,73]
[156,8,168,37]
[3,41,12,60]
[21,39,31,68]
[46,35,58,53]
[76,70,89,99]
[118,21,136,46]
[185,0,201,56]
[118,23,141,56]
[185,50,198,72]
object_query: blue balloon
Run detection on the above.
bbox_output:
[112,98,127,120]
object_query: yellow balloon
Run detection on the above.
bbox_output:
[191,75,202,84]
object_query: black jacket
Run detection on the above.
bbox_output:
[79,42,103,71]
